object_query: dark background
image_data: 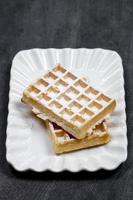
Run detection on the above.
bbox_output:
[0,0,133,199]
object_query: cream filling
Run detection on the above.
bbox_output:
[32,108,108,137]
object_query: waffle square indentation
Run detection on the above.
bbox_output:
[55,79,68,91]
[28,86,40,98]
[74,80,88,91]
[63,72,77,84]
[57,94,71,105]
[68,101,82,112]
[77,94,90,106]
[88,101,103,113]
[96,94,111,106]
[85,87,99,99]
[48,101,62,112]
[35,79,49,91]
[53,65,66,76]
[60,108,74,120]
[80,108,94,120]
[72,115,85,126]
[46,86,60,98]
[65,86,79,98]
[38,93,51,104]
[44,71,57,83]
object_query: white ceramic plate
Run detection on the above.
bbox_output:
[6,48,127,172]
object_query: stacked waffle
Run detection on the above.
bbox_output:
[22,64,116,154]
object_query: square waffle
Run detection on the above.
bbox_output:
[32,108,111,154]
[22,64,116,139]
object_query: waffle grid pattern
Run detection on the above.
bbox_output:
[28,65,112,127]
[49,122,75,143]
[48,121,107,144]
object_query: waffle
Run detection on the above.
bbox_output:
[32,108,111,154]
[22,64,116,139]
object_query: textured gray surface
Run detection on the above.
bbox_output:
[0,0,133,199]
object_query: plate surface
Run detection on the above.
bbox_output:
[6,48,127,172]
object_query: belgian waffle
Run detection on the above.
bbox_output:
[32,108,111,154]
[22,64,116,139]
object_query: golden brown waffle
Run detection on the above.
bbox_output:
[32,108,111,154]
[22,64,116,139]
